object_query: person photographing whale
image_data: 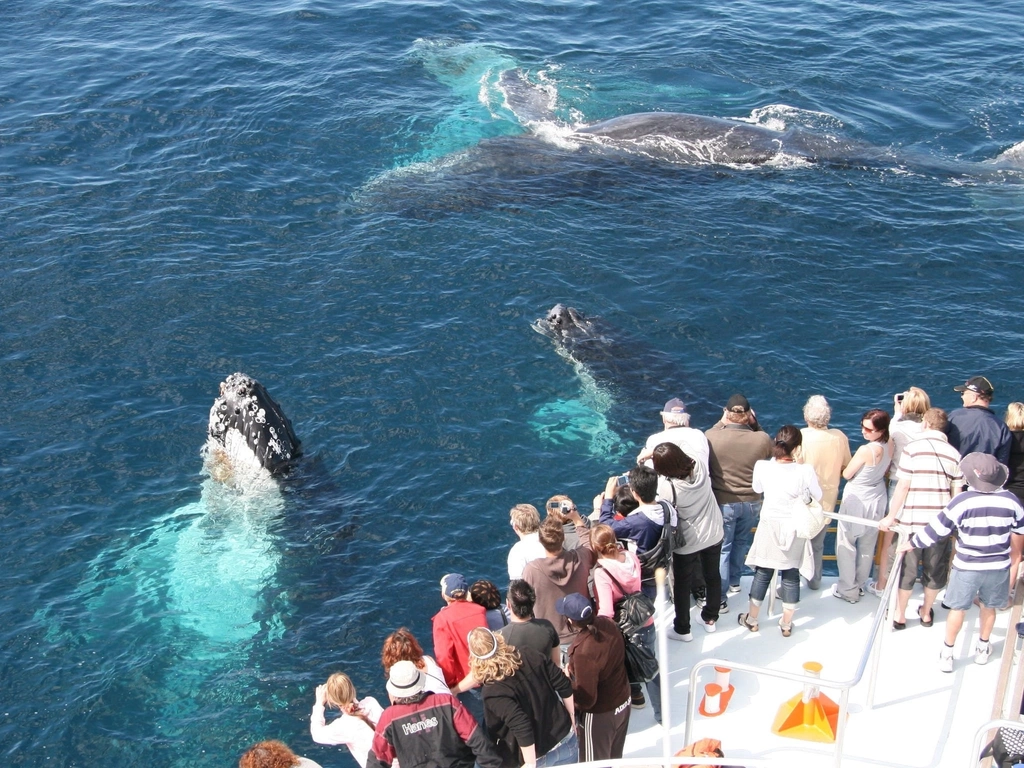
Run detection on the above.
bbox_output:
[596,465,674,598]
[637,398,710,471]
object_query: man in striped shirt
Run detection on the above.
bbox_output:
[898,452,1024,672]
[879,408,963,631]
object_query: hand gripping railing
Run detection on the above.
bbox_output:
[679,514,911,768]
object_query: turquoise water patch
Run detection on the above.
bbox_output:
[406,40,525,163]
[530,398,625,461]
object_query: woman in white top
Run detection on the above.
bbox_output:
[738,425,822,637]
[310,672,383,768]
[867,386,929,596]
[381,626,451,694]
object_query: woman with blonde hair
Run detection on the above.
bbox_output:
[1006,402,1024,507]
[467,627,576,768]
[239,740,322,768]
[867,386,930,597]
[381,627,450,694]
[309,672,383,768]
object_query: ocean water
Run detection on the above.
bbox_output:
[2,0,1024,764]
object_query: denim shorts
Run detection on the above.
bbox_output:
[943,567,1010,610]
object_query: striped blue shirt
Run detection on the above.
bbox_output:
[910,489,1024,571]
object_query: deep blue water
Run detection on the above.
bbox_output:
[2,0,1024,765]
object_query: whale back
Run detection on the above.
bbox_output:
[208,373,302,476]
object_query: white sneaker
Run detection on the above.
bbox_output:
[831,585,858,604]
[700,619,717,634]
[667,629,693,642]
[938,648,954,673]
[727,584,742,597]
[975,642,992,665]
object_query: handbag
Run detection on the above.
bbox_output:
[792,487,827,540]
[597,563,659,683]
[597,564,656,636]
[622,633,659,683]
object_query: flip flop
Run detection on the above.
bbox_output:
[893,620,906,631]
[919,606,934,627]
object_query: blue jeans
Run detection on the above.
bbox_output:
[719,501,761,588]
[457,689,484,725]
[535,729,579,767]
[750,566,799,604]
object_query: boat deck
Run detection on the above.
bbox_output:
[623,576,1014,767]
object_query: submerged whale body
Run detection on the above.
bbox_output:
[355,61,1024,216]
[531,303,714,458]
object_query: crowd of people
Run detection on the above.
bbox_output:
[238,376,1024,768]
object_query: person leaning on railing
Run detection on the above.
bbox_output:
[833,409,893,604]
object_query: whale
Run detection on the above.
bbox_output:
[34,374,312,761]
[530,303,715,460]
[354,52,1024,215]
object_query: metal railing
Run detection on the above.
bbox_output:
[971,719,1023,768]
[674,512,910,768]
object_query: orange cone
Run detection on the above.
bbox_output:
[771,661,841,743]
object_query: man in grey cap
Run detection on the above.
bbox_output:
[637,397,710,470]
[898,452,1024,672]
[948,375,1012,466]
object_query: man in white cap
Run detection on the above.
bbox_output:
[367,660,502,768]
[897,452,1024,672]
[637,397,710,471]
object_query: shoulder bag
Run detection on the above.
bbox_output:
[596,564,658,683]
[791,474,827,540]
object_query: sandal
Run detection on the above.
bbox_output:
[893,619,906,631]
[737,612,759,632]
[780,621,793,638]
[919,606,934,628]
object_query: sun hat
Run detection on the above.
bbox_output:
[959,452,1008,493]
[386,660,425,698]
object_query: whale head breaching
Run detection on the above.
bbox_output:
[531,303,599,343]
[206,373,302,485]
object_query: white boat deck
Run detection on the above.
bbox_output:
[622,576,1015,768]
